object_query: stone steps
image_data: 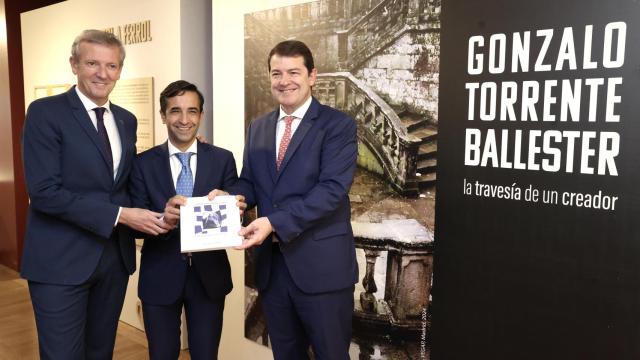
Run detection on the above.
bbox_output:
[399,112,428,132]
[417,158,437,174]
[417,172,437,189]
[397,111,438,195]
[403,173,436,194]
[418,141,437,160]
[412,126,438,145]
[418,173,436,191]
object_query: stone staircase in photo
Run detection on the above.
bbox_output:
[399,110,437,191]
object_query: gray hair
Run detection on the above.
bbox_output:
[70,29,126,66]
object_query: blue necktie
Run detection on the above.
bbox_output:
[175,152,194,197]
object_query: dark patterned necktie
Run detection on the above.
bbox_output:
[93,107,113,173]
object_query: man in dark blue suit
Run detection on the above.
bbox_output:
[21,30,172,359]
[235,40,358,360]
[129,80,239,359]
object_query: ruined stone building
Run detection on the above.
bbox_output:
[245,0,441,195]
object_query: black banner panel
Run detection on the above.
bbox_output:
[432,1,640,359]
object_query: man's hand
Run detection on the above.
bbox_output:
[206,188,228,199]
[163,195,187,227]
[236,217,273,250]
[234,195,247,216]
[119,207,172,235]
[207,189,247,216]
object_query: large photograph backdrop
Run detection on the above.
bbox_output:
[243,0,441,358]
[433,0,640,359]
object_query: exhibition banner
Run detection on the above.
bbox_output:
[432,0,640,358]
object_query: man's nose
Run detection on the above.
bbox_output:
[177,112,189,123]
[280,73,291,84]
[96,65,108,78]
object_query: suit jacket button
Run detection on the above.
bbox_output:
[273,204,278,208]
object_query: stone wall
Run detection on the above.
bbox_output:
[354,31,440,124]
[250,0,381,35]
[248,0,383,73]
[245,0,441,126]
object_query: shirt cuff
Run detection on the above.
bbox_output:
[115,207,122,227]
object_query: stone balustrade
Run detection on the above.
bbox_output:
[315,72,420,193]
[352,219,434,333]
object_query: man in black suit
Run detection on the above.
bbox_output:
[21,29,171,359]
[129,80,242,359]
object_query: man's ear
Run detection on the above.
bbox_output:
[69,56,79,75]
[308,68,318,86]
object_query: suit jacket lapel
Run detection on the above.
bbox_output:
[112,106,128,185]
[155,142,176,198]
[193,141,211,196]
[265,110,278,184]
[66,87,113,178]
[275,98,318,180]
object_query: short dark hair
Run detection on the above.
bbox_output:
[267,40,315,74]
[159,80,204,114]
[71,29,126,66]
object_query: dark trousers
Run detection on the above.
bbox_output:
[142,265,225,360]
[261,247,354,360]
[28,238,129,360]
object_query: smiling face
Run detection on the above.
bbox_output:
[161,91,202,151]
[70,42,122,106]
[269,54,317,114]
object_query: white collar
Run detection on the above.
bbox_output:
[167,139,198,157]
[278,95,312,121]
[75,86,112,113]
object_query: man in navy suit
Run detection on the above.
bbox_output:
[21,30,172,359]
[235,40,359,360]
[129,80,239,359]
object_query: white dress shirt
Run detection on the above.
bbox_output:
[167,140,198,189]
[75,87,123,180]
[275,95,313,160]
